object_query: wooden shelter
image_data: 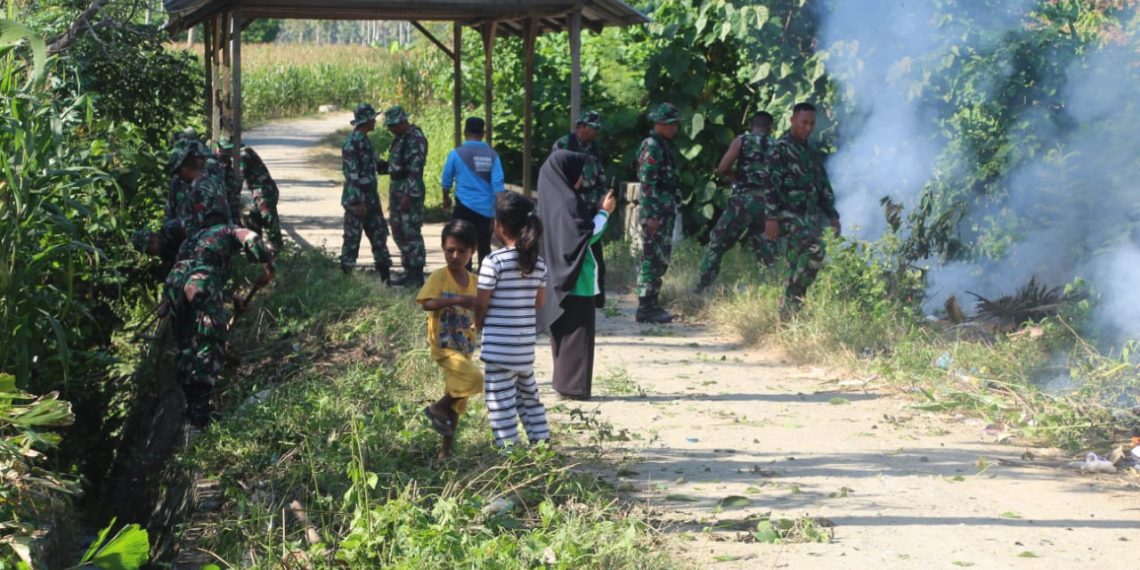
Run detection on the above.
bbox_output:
[163,0,647,193]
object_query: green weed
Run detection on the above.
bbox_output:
[597,367,645,397]
[752,515,833,544]
[183,249,671,568]
[656,232,1126,451]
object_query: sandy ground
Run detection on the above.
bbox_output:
[250,115,1140,570]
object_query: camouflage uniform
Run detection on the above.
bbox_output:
[212,146,245,221]
[635,103,683,302]
[552,110,608,208]
[217,138,282,247]
[164,223,274,426]
[766,134,839,302]
[340,104,393,274]
[384,105,428,275]
[697,132,775,288]
[165,139,232,237]
[239,146,282,248]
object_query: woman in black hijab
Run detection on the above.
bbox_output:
[537,150,616,400]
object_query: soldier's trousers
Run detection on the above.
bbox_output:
[698,191,774,285]
[783,221,825,302]
[251,189,282,248]
[389,190,425,271]
[172,282,227,390]
[636,210,676,298]
[340,204,392,270]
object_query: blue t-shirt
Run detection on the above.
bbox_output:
[441,141,505,218]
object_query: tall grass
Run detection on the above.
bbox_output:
[176,43,444,124]
[0,34,165,568]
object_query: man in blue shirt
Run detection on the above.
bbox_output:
[441,117,505,267]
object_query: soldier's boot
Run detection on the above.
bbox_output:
[341,263,353,275]
[376,263,391,284]
[400,267,425,288]
[183,383,217,429]
[387,269,408,287]
[693,272,715,296]
[779,295,803,320]
[636,294,673,324]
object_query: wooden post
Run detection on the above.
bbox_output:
[453,23,462,148]
[522,18,538,196]
[568,7,582,131]
[203,20,213,136]
[230,2,243,182]
[482,22,497,146]
[209,12,227,141]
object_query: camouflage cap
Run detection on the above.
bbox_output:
[216,136,234,151]
[383,105,409,126]
[170,128,201,146]
[130,227,153,253]
[647,102,682,124]
[350,103,378,126]
[165,140,198,175]
[577,110,603,129]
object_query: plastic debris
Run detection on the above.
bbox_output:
[935,352,953,370]
[481,497,515,516]
[1068,452,1116,473]
[686,437,699,443]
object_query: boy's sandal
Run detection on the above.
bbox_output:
[423,406,455,437]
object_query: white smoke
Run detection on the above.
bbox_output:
[820,2,1140,340]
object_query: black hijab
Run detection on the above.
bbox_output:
[536,150,595,332]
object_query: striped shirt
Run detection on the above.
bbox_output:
[478,247,548,370]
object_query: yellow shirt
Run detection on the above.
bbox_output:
[416,267,477,360]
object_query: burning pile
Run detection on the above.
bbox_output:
[969,277,1087,330]
[943,277,1087,332]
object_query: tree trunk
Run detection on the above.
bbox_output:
[46,0,111,54]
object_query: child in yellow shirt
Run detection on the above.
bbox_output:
[417,220,481,459]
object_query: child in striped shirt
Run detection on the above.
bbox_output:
[475,192,550,447]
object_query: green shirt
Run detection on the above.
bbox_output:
[570,211,610,297]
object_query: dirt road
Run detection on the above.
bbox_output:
[253,115,1139,569]
[536,312,1140,568]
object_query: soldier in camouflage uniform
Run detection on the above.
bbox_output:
[383,105,429,287]
[695,111,776,293]
[218,137,283,248]
[158,146,276,428]
[340,103,393,281]
[552,110,610,307]
[165,139,232,237]
[764,102,841,311]
[635,103,683,324]
[156,143,275,428]
[552,110,608,208]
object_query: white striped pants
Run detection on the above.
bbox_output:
[483,363,550,446]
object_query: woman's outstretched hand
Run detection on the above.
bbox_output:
[601,191,617,215]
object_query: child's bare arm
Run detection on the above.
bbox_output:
[475,289,492,329]
[534,287,546,310]
[421,296,476,311]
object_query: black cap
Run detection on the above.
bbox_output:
[464,117,485,135]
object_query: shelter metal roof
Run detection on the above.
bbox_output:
[164,0,648,35]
